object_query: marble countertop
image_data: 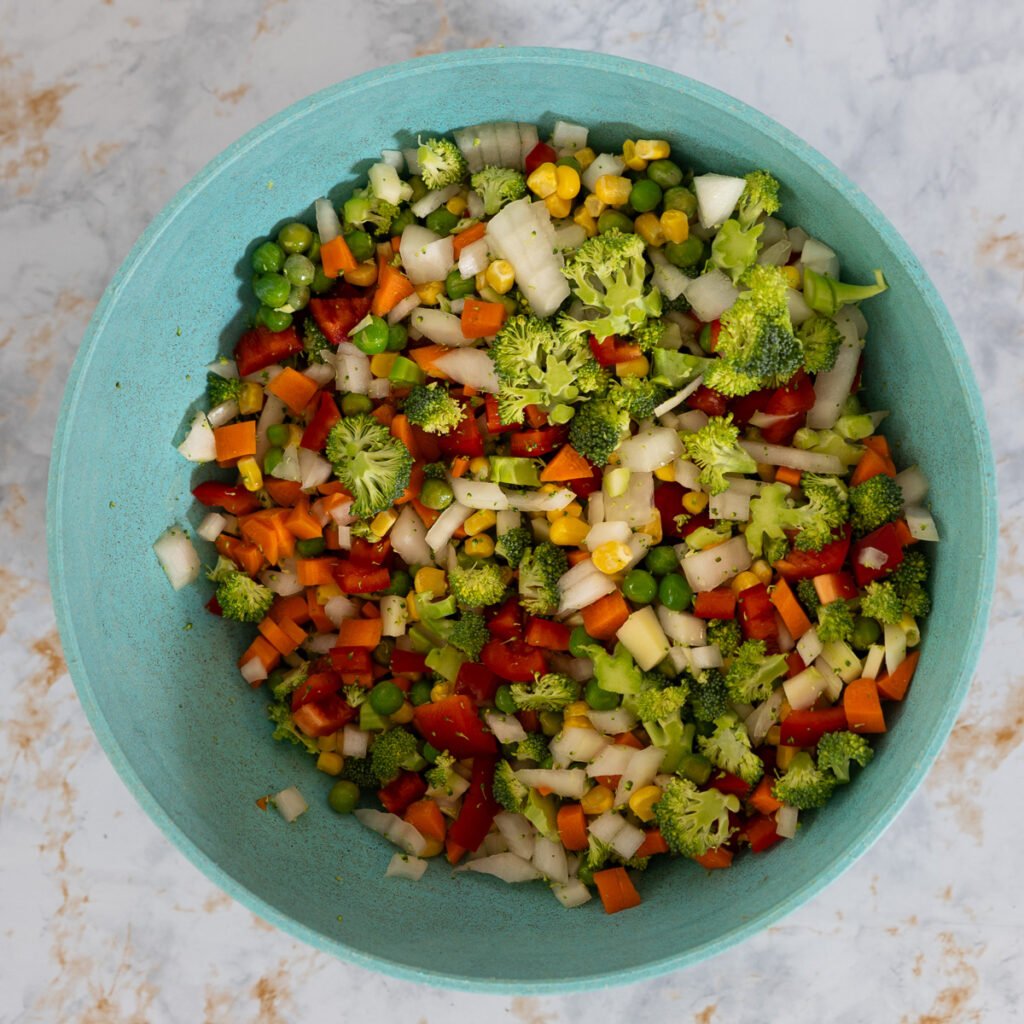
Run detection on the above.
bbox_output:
[2,1,1022,1020]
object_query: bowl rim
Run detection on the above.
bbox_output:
[47,46,997,993]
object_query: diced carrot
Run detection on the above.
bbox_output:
[693,847,733,870]
[893,519,916,547]
[445,836,467,865]
[337,617,383,649]
[581,590,631,640]
[813,572,857,605]
[361,601,381,619]
[614,731,645,750]
[320,234,357,278]
[296,557,338,587]
[258,616,301,656]
[462,385,478,397]
[238,635,280,677]
[876,649,920,702]
[215,534,264,576]
[267,367,319,414]
[451,221,486,257]
[284,496,323,540]
[269,592,310,626]
[213,421,256,461]
[593,867,642,914]
[850,445,897,487]
[390,414,420,460]
[843,678,887,733]
[567,550,591,566]
[460,298,507,339]
[409,344,452,378]
[556,803,589,852]
[371,403,395,427]
[390,236,401,253]
[862,435,892,461]
[539,444,593,482]
[524,404,548,429]
[450,456,471,478]
[306,588,334,633]
[403,799,447,844]
[255,796,269,811]
[770,577,812,639]
[372,260,415,317]
[775,465,802,488]
[239,515,281,566]
[635,829,670,858]
[317,480,351,496]
[412,498,441,528]
[535,785,555,797]
[264,478,303,507]
[749,776,783,815]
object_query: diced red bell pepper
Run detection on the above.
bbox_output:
[291,693,356,737]
[524,616,572,651]
[517,709,540,733]
[851,521,906,586]
[291,670,343,710]
[729,388,773,426]
[759,411,806,446]
[192,480,262,516]
[412,695,498,758]
[391,649,428,676]
[308,295,373,345]
[378,771,427,816]
[328,647,373,673]
[741,814,783,853]
[709,771,752,798]
[233,324,304,377]
[510,425,568,457]
[454,661,501,705]
[300,391,341,451]
[568,462,603,498]
[774,526,851,579]
[487,597,523,639]
[483,394,518,434]
[652,482,687,540]
[589,333,642,366]
[738,583,778,642]
[524,141,557,175]
[350,536,393,568]
[779,706,849,746]
[481,638,548,682]
[206,594,222,616]
[448,755,500,852]
[436,405,485,457]
[693,588,737,620]
[763,370,816,416]
[786,650,806,678]
[686,385,729,417]
[332,560,391,594]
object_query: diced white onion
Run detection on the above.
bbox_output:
[354,809,428,856]
[617,426,684,473]
[905,506,940,542]
[585,520,631,551]
[884,622,907,675]
[672,457,704,490]
[814,656,844,702]
[153,526,201,590]
[341,725,370,758]
[861,644,886,680]
[298,448,332,490]
[550,120,589,153]
[270,444,301,483]
[400,225,455,284]
[709,488,751,522]
[386,853,428,881]
[380,595,409,638]
[557,561,617,616]
[517,123,539,168]
[653,375,706,420]
[493,813,536,859]
[799,237,840,278]
[433,347,501,393]
[587,745,636,778]
[681,535,752,592]
[554,223,588,252]
[738,439,843,475]
[387,292,421,326]
[240,658,267,685]
[775,804,799,839]
[788,226,809,254]
[260,569,304,597]
[548,728,608,768]
[581,152,626,192]
[514,768,587,800]
[587,706,639,736]
[380,149,404,171]
[466,190,485,219]
[206,360,237,380]
[821,640,861,682]
[532,836,569,884]
[647,248,691,301]
[305,632,337,655]
[256,395,286,462]
[177,412,217,463]
[410,183,462,219]
[458,237,491,278]
[787,288,815,326]
[807,318,862,430]
[315,198,341,243]
[656,607,706,647]
[610,821,647,860]
[274,787,308,823]
[614,745,665,808]
[325,595,358,627]
[757,239,793,266]
[197,512,227,542]
[745,688,785,745]
[685,269,740,321]
[505,486,576,513]
[783,665,827,711]
[483,710,528,745]
[687,645,724,671]
[390,505,433,567]
[457,852,541,882]
[693,173,746,229]
[335,343,371,395]
[368,162,410,206]
[589,811,627,844]
[409,307,470,347]
[796,627,823,666]
[552,879,593,908]
[450,476,509,510]
[858,546,889,570]
[602,471,654,529]
[206,400,238,429]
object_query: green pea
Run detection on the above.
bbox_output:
[851,616,882,650]
[278,221,314,254]
[253,272,291,308]
[373,639,395,667]
[251,240,285,274]
[409,679,433,706]
[658,573,693,611]
[391,208,415,235]
[445,267,477,300]
[419,478,454,511]
[263,446,283,474]
[260,307,292,332]
[645,545,680,576]
[327,780,359,814]
[646,159,684,189]
[352,314,389,355]
[425,207,459,236]
[283,253,315,287]
[310,266,333,295]
[495,684,517,715]
[422,742,440,764]
[283,284,310,312]
[666,236,704,269]
[677,753,712,786]
[369,680,404,716]
[598,209,634,234]
[698,323,714,353]
[295,537,326,557]
[662,186,697,218]
[307,233,321,263]
[266,423,291,446]
[341,392,373,416]
[623,569,658,604]
[384,570,412,597]
[539,710,562,736]
[629,178,662,214]
[344,229,375,263]
[568,625,595,659]
[386,324,408,352]
[408,176,428,202]
[584,678,620,711]
[556,155,582,173]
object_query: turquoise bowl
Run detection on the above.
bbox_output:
[48,48,996,991]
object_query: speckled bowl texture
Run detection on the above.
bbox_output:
[48,48,996,992]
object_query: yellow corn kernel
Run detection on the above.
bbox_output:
[682,491,709,514]
[654,463,676,482]
[469,456,490,478]
[583,193,607,218]
[463,509,497,536]
[751,559,773,586]
[621,140,648,172]
[546,500,583,523]
[780,265,801,289]
[635,139,670,161]
[316,751,344,776]
[595,174,632,206]
[538,483,561,495]
[370,509,398,537]
[565,701,590,720]
[766,724,782,746]
[544,193,572,219]
[369,352,398,378]
[638,512,663,545]
[564,716,593,730]
[634,212,666,248]
[237,381,265,415]
[317,583,342,602]
[415,280,445,305]
[317,732,338,752]
[573,205,597,238]
[237,456,263,492]
[526,161,558,198]
[464,534,495,558]
[283,423,303,448]
[555,164,582,200]
[581,784,614,816]
[779,698,793,720]
[574,146,596,169]
[446,194,468,215]
[485,259,515,294]
[405,590,420,621]
[344,261,378,287]
[415,566,447,595]
[731,570,762,596]
[474,270,488,292]
[548,516,590,546]
[389,701,415,725]
[628,784,663,823]
[592,540,633,574]
[431,681,454,703]
[776,745,801,771]
[419,837,444,858]
[660,209,690,244]
[615,355,650,378]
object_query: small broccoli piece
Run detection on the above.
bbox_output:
[736,170,781,228]
[890,549,928,588]
[796,579,822,617]
[683,414,758,496]
[771,750,836,809]
[325,414,414,518]
[849,474,903,534]
[206,372,243,407]
[417,137,469,190]
[370,727,420,785]
[583,834,613,876]
[445,610,489,661]
[632,685,691,772]
[690,668,730,723]
[816,599,856,643]
[267,702,319,755]
[509,672,580,712]
[725,640,788,704]
[495,526,532,569]
[425,750,458,795]
[792,427,865,470]
[448,559,508,608]
[608,376,671,420]
[513,733,551,764]
[422,462,448,480]
[745,477,848,557]
[470,165,527,215]
[343,186,399,237]
[342,684,369,708]
[270,666,308,702]
[803,267,888,317]
[899,582,931,619]
[798,316,843,374]
[710,218,764,284]
[629,318,667,352]
[698,713,764,785]
[560,230,662,342]
[216,571,274,623]
[582,642,645,696]
[568,397,630,466]
[517,542,568,616]
[653,777,739,857]
[707,619,742,659]
[340,755,380,789]
[303,318,331,364]
[403,383,464,435]
[632,684,689,724]
[651,348,713,389]
[816,731,874,784]
[206,555,239,584]
[491,759,529,813]
[858,582,904,626]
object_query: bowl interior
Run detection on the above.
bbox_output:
[48,49,995,991]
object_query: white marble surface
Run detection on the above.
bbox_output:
[2,1,1022,1020]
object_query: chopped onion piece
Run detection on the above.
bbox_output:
[354,808,428,856]
[206,400,238,428]
[367,378,390,400]
[153,526,200,590]
[515,768,587,799]
[788,226,809,253]
[814,656,844,702]
[821,640,861,682]
[861,644,886,680]
[458,237,490,278]
[517,123,539,167]
[240,658,267,685]
[425,501,472,556]
[552,879,592,909]
[548,728,608,768]
[694,173,746,229]
[206,359,237,379]
[587,745,636,778]
[433,348,500,393]
[400,225,455,284]
[380,149,404,171]
[411,183,461,219]
[532,836,569,885]
[796,627,823,666]
[380,595,409,638]
[648,248,690,300]
[858,546,888,570]
[685,269,739,321]
[505,486,576,513]
[557,562,616,616]
[905,506,939,542]
[884,622,907,675]
[197,512,227,542]
[256,394,286,462]
[450,476,509,510]
[483,710,528,745]
[614,745,665,808]
[453,126,483,171]
[177,412,217,463]
[457,853,541,883]
[654,375,706,419]
[274,786,308,823]
[260,569,303,597]
[391,505,433,566]
[298,448,332,490]
[687,645,724,671]
[775,804,799,840]
[787,288,815,326]
[602,471,654,528]
[709,488,751,522]
[386,853,428,881]
[681,535,752,592]
[325,595,358,627]
[799,237,840,278]
[409,307,471,347]
[493,812,536,860]
[368,162,410,206]
[757,239,792,266]
[673,458,704,491]
[783,666,827,710]
[588,811,627,844]
[610,821,647,860]
[657,607,706,647]
[341,725,370,758]
[315,198,341,243]
[582,152,626,193]
[387,292,421,326]
[335,343,371,395]
[617,426,684,472]
[550,120,588,152]
[585,520,631,551]
[587,706,639,736]
[807,319,862,430]
[738,439,843,474]
[745,688,785,745]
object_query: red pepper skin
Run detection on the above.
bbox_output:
[192,481,262,516]
[301,392,341,451]
[738,583,778,643]
[693,588,737,620]
[290,670,343,710]
[589,334,642,366]
[291,693,356,737]
[436,406,485,457]
[447,755,500,851]
[454,662,501,705]
[481,638,548,682]
[763,370,816,416]
[686,385,729,417]
[483,394,518,434]
[378,771,427,816]
[708,771,752,798]
[510,426,568,457]
[486,597,523,640]
[332,561,391,594]
[653,482,688,540]
[524,142,557,175]
[568,462,602,498]
[759,412,806,446]
[779,707,849,746]
[412,695,498,758]
[742,814,783,853]
[774,526,851,579]
[328,647,373,673]
[524,617,572,651]
[234,324,304,376]
[391,649,428,676]
[350,536,393,568]
[851,522,905,586]
[729,388,773,426]
[308,295,373,345]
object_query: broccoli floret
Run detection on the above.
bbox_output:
[629,318,667,352]
[707,619,742,659]
[417,137,469,190]
[568,397,630,466]
[340,755,380,789]
[608,377,671,420]
[803,267,888,317]
[583,835,614,876]
[582,642,646,696]
[560,230,662,342]
[370,727,420,785]
[470,165,527,215]
[817,600,856,643]
[267,702,319,756]
[343,186,399,237]
[891,548,928,588]
[725,640,788,704]
[690,668,730,723]
[709,218,764,284]
[342,684,369,708]
[513,733,551,764]
[651,348,713,389]
[448,559,508,608]
[632,684,689,724]
[403,383,464,435]
[491,759,529,812]
[495,526,531,569]
[698,713,764,785]
[745,477,848,557]
[798,316,843,374]
[509,672,579,712]
[517,542,568,616]
[325,414,414,518]
[303,318,331,364]
[425,750,458,795]
[216,571,274,623]
[683,414,758,496]
[899,582,931,619]
[445,610,489,661]
[849,474,903,534]
[792,427,864,470]
[771,750,836,809]
[206,372,243,407]
[422,461,448,480]
[795,579,822,617]
[816,731,874,784]
[632,685,691,772]
[653,777,739,857]
[736,170,781,228]
[859,582,904,626]
[206,555,239,584]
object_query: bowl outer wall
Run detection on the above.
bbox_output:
[47,48,996,992]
